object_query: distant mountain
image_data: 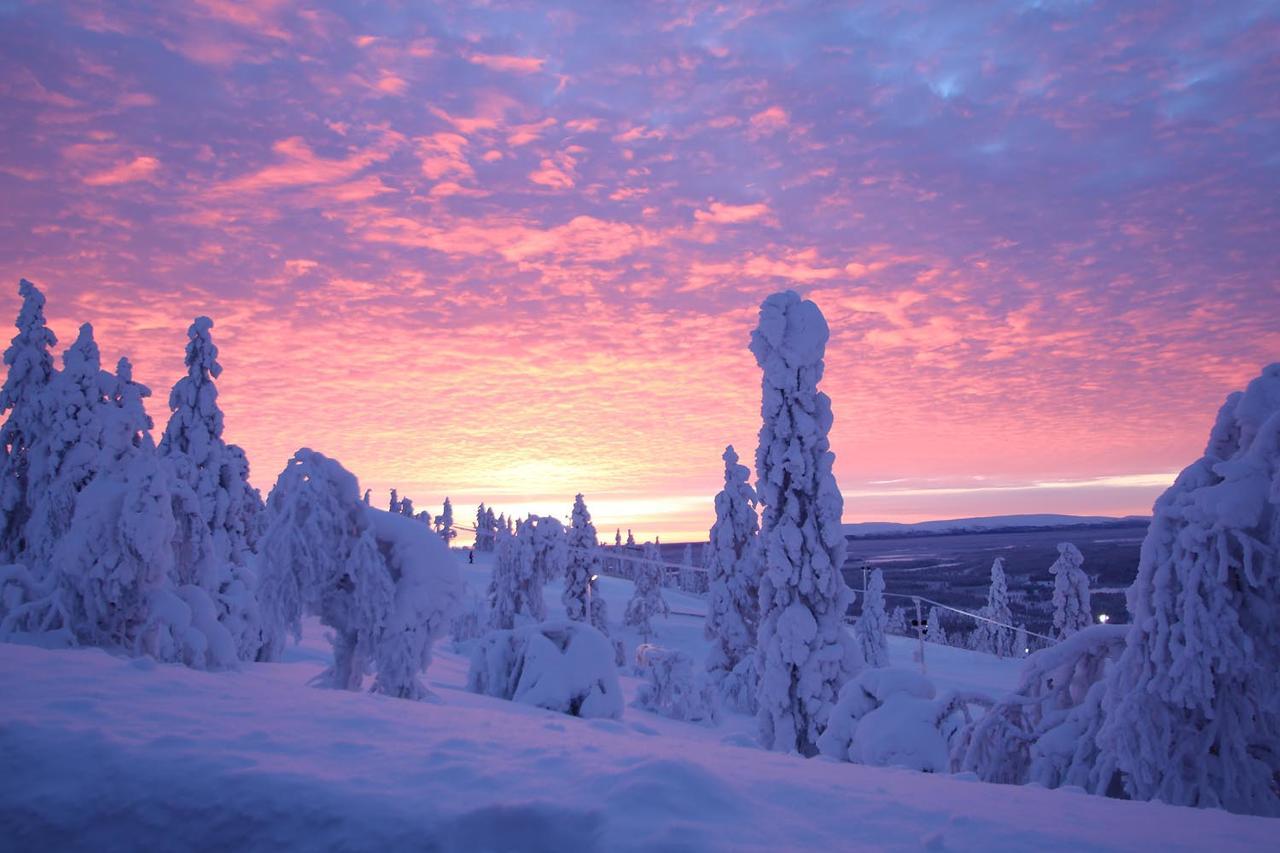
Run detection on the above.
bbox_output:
[842,513,1149,539]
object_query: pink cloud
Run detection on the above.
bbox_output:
[468,53,546,74]
[748,105,789,136]
[83,155,160,186]
[694,201,769,224]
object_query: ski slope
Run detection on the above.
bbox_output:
[1,551,1272,852]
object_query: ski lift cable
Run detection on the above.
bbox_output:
[455,522,1054,642]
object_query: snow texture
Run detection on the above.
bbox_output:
[1049,542,1091,639]
[468,620,624,719]
[750,290,858,756]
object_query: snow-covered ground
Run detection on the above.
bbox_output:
[1,551,1272,851]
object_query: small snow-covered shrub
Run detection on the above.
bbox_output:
[467,620,623,719]
[634,646,718,725]
[818,668,938,767]
[450,583,488,651]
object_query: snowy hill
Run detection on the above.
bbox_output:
[2,551,1272,852]
[843,513,1148,539]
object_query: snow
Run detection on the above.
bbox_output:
[2,551,1273,852]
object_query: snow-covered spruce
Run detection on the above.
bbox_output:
[887,606,907,636]
[562,493,608,635]
[435,496,455,544]
[474,503,495,552]
[488,516,560,630]
[750,291,859,755]
[633,646,717,724]
[22,324,112,574]
[623,540,669,643]
[1049,542,1091,639]
[0,279,57,563]
[957,624,1126,786]
[927,606,948,646]
[157,317,264,660]
[704,445,762,714]
[486,525,524,630]
[1083,366,1280,816]
[854,568,890,668]
[256,449,460,699]
[467,620,623,719]
[970,557,1014,657]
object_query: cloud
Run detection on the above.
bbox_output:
[468,53,546,74]
[694,201,769,224]
[83,156,160,186]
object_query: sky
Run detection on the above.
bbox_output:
[1,1,1277,541]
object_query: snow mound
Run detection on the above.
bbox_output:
[818,667,940,768]
[468,621,624,719]
[633,646,717,724]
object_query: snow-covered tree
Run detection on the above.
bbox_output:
[23,324,112,571]
[625,529,635,548]
[436,497,455,545]
[1050,542,1091,639]
[614,528,622,548]
[474,503,490,551]
[389,488,400,515]
[1083,367,1280,816]
[522,515,566,596]
[751,291,858,755]
[624,540,668,643]
[486,525,523,630]
[0,279,57,563]
[157,317,262,659]
[971,558,1014,657]
[927,607,948,646]
[887,606,908,636]
[704,445,761,713]
[855,568,890,668]
[563,493,608,634]
[1015,624,1029,658]
[256,448,460,699]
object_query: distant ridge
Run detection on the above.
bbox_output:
[842,513,1150,539]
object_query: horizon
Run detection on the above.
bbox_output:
[3,2,1278,541]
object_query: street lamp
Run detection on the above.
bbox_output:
[1098,613,1110,624]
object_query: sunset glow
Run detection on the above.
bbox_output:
[2,2,1277,540]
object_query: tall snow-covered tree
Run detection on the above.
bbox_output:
[1083,366,1280,816]
[436,497,455,545]
[751,291,858,755]
[614,529,622,548]
[389,489,400,514]
[1050,542,1091,639]
[487,525,523,630]
[563,493,607,634]
[0,279,57,563]
[854,568,889,668]
[625,529,635,548]
[855,568,885,666]
[972,557,1014,657]
[927,606,948,645]
[157,317,263,659]
[23,324,112,571]
[704,445,761,713]
[624,540,668,643]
